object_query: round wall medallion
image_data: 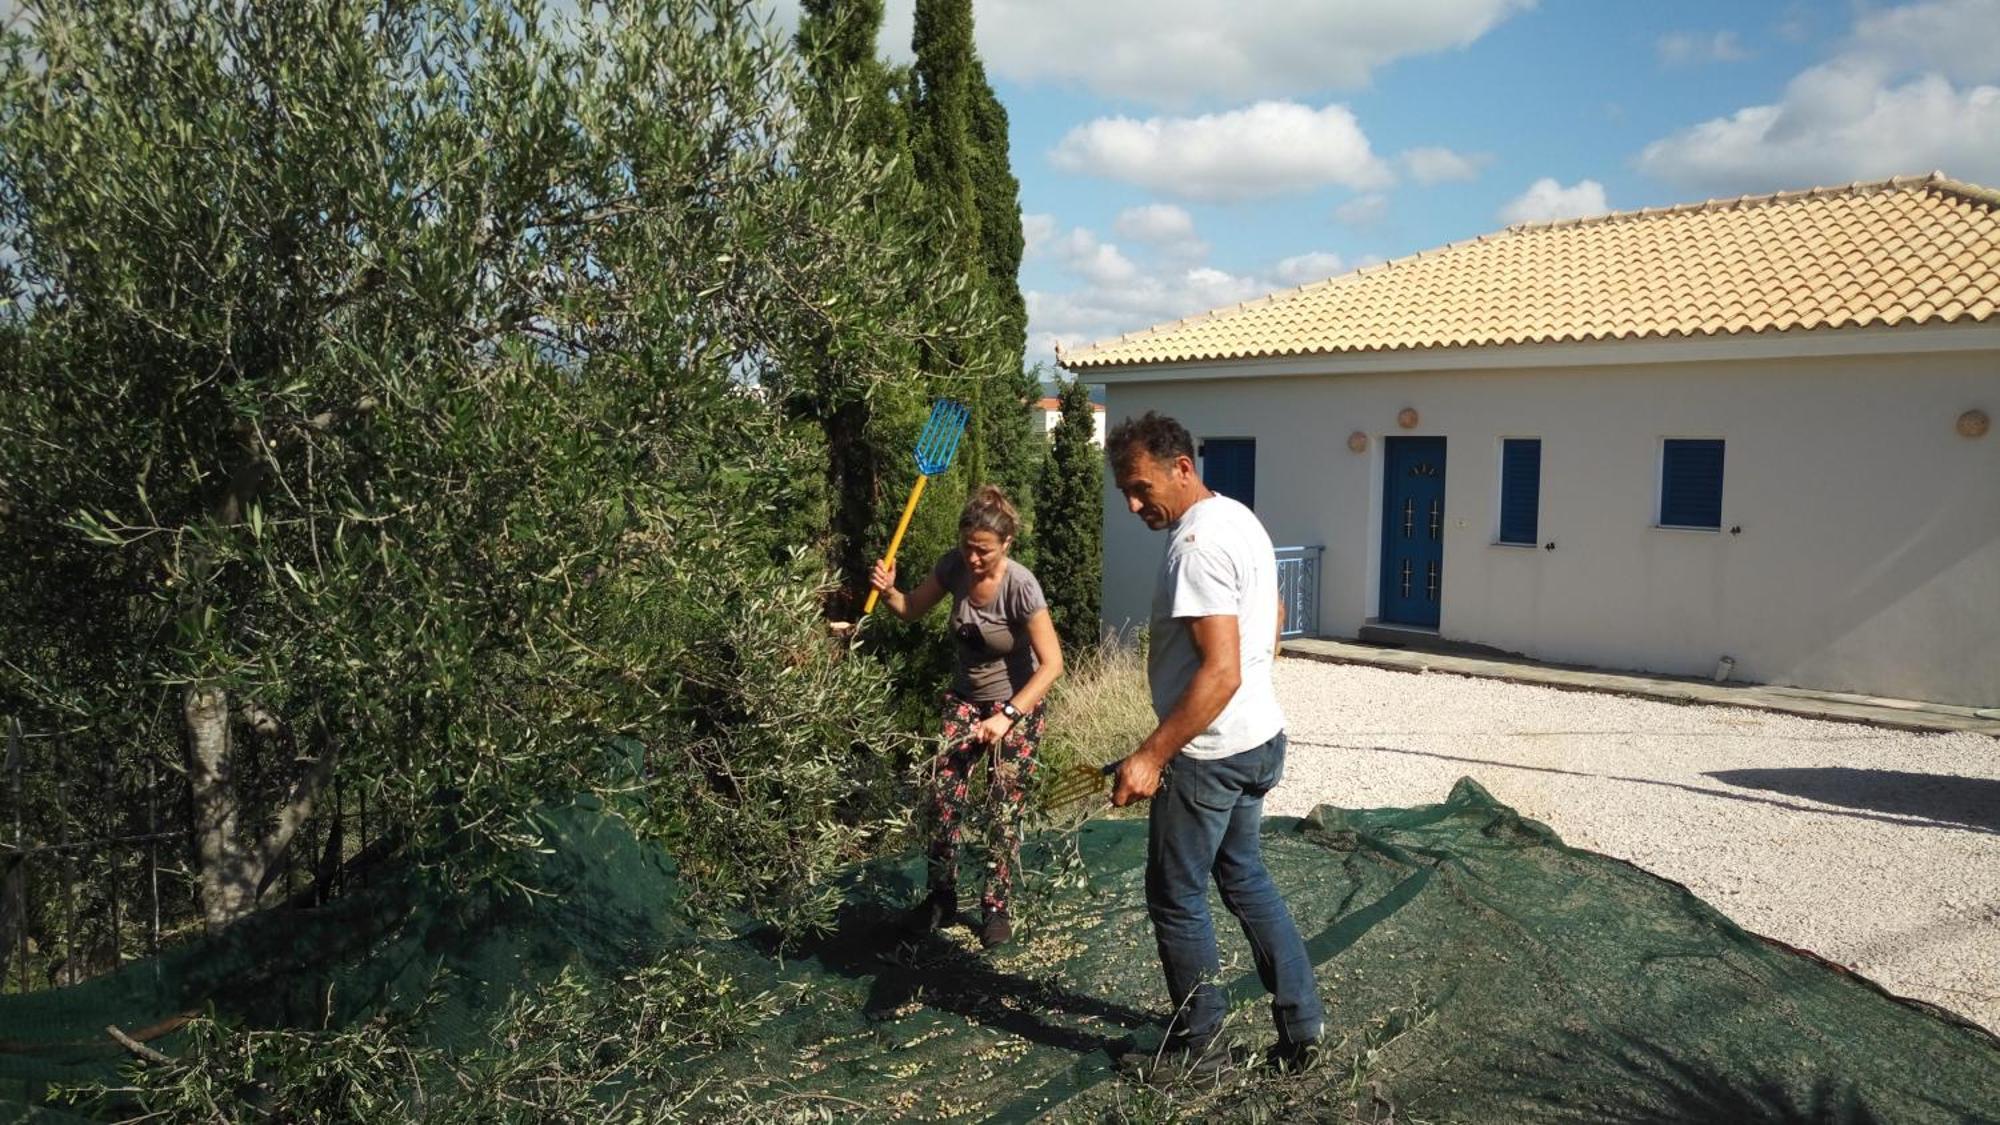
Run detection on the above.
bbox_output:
[1347,430,1369,453]
[1958,409,1990,439]
[1397,407,1420,430]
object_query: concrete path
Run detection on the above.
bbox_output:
[1284,636,2000,737]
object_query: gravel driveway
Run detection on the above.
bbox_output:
[1267,658,2000,1034]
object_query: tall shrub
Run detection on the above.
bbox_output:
[967,59,1041,541]
[1033,377,1103,652]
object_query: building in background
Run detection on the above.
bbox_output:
[1060,174,2000,708]
[1037,394,1106,446]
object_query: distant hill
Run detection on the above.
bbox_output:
[1040,378,1106,405]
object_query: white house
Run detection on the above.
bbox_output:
[1058,174,2000,708]
[1038,394,1106,445]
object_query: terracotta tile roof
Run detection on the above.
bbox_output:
[1056,173,2000,371]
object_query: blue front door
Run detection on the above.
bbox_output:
[1380,437,1446,627]
[1199,438,1256,510]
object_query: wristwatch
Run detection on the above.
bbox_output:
[999,701,1024,725]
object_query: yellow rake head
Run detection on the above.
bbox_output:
[1040,760,1119,814]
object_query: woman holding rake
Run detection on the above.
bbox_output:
[870,486,1064,950]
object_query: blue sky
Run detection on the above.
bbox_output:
[769,0,2000,369]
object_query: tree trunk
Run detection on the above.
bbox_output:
[0,853,22,984]
[184,688,337,935]
[823,397,878,616]
[185,686,255,934]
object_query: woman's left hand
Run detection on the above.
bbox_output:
[971,712,1014,747]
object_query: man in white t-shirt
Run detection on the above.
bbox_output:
[1107,411,1324,1084]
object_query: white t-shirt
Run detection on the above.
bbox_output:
[1147,494,1286,759]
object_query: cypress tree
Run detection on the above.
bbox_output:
[796,0,914,608]
[799,0,905,156]
[910,0,988,488]
[967,58,1041,543]
[1033,377,1103,652]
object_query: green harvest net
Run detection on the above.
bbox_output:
[3,779,1997,1123]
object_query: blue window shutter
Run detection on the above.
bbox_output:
[1498,439,1541,545]
[1199,439,1256,510]
[1660,439,1725,528]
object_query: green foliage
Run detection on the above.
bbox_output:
[628,553,910,932]
[794,0,929,609]
[65,957,809,1123]
[907,0,1038,510]
[0,0,979,934]
[797,0,1031,714]
[1034,376,1105,653]
[791,1,962,748]
[798,0,906,159]
[910,0,981,275]
[966,60,1040,543]
[968,62,1027,378]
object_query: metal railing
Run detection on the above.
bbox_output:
[1,718,377,994]
[1275,545,1323,639]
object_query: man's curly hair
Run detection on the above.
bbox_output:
[1105,410,1195,472]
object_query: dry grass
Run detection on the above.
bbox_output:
[1038,638,1157,789]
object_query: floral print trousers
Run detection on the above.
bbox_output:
[928,692,1046,918]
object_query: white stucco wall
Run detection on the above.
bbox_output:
[1097,337,2000,707]
[1040,403,1107,445]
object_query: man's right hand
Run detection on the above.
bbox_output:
[869,561,897,592]
[1111,750,1165,807]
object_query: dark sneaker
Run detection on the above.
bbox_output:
[1264,1036,1323,1075]
[901,885,957,937]
[1115,1037,1242,1087]
[978,910,1013,950]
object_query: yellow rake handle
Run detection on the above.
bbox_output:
[862,474,929,615]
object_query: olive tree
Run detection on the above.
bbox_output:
[0,0,982,939]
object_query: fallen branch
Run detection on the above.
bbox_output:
[106,1025,172,1066]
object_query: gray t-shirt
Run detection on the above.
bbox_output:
[931,551,1047,702]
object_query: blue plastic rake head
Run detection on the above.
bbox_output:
[858,398,974,617]
[914,399,971,476]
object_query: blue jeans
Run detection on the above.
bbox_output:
[1145,731,1323,1049]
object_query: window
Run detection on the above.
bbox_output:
[1498,438,1541,546]
[1198,438,1256,509]
[1659,439,1725,529]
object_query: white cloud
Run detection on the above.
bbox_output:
[1021,213,1059,257]
[1050,101,1393,203]
[1640,71,2000,191]
[1028,214,1147,287]
[1113,203,1209,263]
[1026,215,1368,366]
[1333,194,1390,226]
[1273,252,1347,285]
[1498,178,1610,225]
[1774,4,1817,44]
[1657,30,1751,66]
[1638,0,2000,193]
[1029,266,1271,365]
[1045,228,1143,287]
[1113,204,1196,244]
[1400,146,1490,184]
[797,0,1537,105]
[1847,0,2000,83]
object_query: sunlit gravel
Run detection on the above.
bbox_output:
[1267,657,2000,1033]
